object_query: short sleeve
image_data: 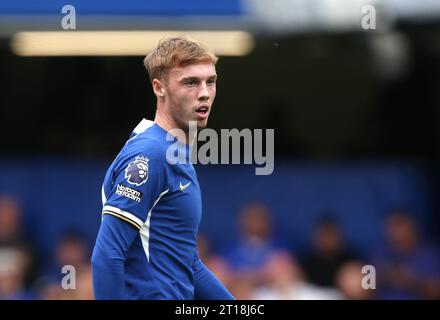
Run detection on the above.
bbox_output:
[103,141,168,230]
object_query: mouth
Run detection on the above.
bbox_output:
[195,105,210,119]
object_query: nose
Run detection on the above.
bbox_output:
[197,82,210,101]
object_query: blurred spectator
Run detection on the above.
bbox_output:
[198,233,258,299]
[198,233,262,299]
[252,251,342,300]
[37,281,64,300]
[0,195,23,246]
[54,231,91,274]
[374,210,440,299]
[335,260,373,300]
[74,266,94,300]
[37,266,94,300]
[225,203,282,287]
[198,234,234,291]
[300,217,360,288]
[0,195,38,295]
[37,230,93,300]
[0,247,36,299]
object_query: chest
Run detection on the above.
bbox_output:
[160,164,203,228]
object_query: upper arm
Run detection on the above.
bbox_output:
[92,213,139,261]
[103,141,168,229]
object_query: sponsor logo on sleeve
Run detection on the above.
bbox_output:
[116,184,143,203]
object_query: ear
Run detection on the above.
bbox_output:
[152,79,165,98]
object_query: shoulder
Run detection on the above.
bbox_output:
[107,135,167,181]
[123,132,169,163]
[109,136,169,188]
[109,123,177,181]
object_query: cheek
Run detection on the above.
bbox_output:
[169,88,190,105]
[171,91,195,114]
[181,91,197,108]
[175,86,194,99]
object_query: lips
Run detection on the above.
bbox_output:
[195,105,210,119]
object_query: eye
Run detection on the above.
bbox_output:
[185,79,198,86]
[207,79,216,86]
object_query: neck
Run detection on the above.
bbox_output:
[154,109,196,145]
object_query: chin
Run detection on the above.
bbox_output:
[197,120,208,129]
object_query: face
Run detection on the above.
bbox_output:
[386,213,418,253]
[158,62,217,131]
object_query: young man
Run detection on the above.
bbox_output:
[91,36,234,300]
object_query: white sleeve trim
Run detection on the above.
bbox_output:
[102,205,144,229]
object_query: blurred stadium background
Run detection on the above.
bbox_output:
[0,0,439,300]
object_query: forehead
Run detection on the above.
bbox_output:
[167,62,216,80]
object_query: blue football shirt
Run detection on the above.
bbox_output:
[100,119,203,299]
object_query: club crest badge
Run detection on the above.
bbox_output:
[125,156,149,186]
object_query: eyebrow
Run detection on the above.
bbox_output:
[180,74,217,82]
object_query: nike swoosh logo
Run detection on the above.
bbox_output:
[179,181,191,191]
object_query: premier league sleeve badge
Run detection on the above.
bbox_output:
[125,156,149,186]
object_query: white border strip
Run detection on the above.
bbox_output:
[139,189,169,263]
[133,118,155,134]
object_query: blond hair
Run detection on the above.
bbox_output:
[143,36,218,83]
